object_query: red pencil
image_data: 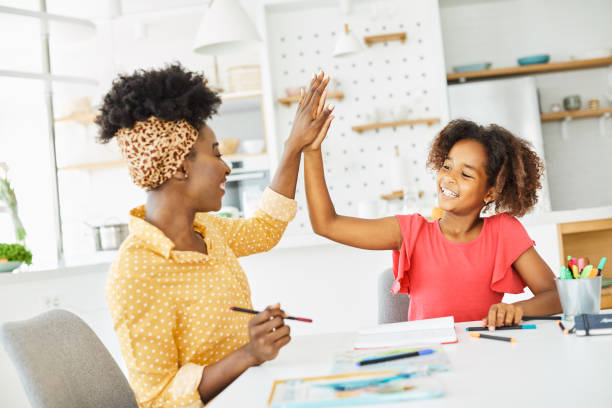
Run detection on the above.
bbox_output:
[229,306,313,323]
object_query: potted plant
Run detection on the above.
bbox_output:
[0,162,26,242]
[0,162,31,272]
[0,243,32,273]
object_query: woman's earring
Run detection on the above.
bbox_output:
[184,173,189,179]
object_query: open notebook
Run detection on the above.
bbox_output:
[354,316,457,349]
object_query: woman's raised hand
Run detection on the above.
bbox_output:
[286,70,335,152]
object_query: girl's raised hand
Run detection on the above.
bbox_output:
[286,71,335,152]
[482,302,524,330]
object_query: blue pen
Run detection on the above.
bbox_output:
[357,349,435,366]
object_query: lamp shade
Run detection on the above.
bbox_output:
[193,0,260,55]
[333,23,363,58]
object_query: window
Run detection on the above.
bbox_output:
[0,2,99,270]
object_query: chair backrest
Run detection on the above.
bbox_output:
[0,309,138,408]
[378,268,410,324]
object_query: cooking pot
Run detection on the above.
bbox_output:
[92,223,129,251]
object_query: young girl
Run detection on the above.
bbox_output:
[304,118,561,329]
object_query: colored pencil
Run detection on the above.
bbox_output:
[229,306,313,323]
[470,332,516,343]
[557,320,569,335]
[466,325,535,331]
[357,349,434,366]
[522,315,562,321]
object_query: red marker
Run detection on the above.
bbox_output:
[229,306,313,323]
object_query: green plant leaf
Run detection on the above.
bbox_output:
[0,243,32,264]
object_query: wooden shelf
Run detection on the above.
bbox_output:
[364,32,407,46]
[224,152,267,160]
[57,153,268,172]
[277,91,344,107]
[352,118,440,133]
[557,218,612,312]
[220,90,262,101]
[558,218,612,235]
[540,107,612,122]
[447,56,612,83]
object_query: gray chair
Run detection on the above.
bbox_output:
[0,309,138,408]
[378,268,410,324]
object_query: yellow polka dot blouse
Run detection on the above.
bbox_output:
[106,187,297,408]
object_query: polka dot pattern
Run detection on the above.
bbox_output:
[106,187,296,408]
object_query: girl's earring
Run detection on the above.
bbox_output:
[184,173,189,179]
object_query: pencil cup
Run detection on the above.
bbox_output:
[555,276,601,320]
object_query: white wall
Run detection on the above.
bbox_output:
[261,0,450,238]
[439,0,612,211]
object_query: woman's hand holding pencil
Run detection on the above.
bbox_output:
[230,306,313,323]
[241,304,292,366]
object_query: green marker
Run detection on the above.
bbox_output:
[598,257,607,276]
[559,266,570,280]
[580,265,593,279]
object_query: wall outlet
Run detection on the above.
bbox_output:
[44,296,61,309]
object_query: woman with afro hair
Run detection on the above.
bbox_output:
[304,118,561,328]
[98,64,334,407]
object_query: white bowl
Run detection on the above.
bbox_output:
[242,140,265,154]
[573,49,612,60]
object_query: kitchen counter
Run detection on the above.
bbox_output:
[0,262,109,285]
[521,205,612,227]
[1,205,610,285]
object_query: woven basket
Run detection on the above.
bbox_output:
[218,139,239,155]
[228,65,261,92]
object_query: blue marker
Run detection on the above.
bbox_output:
[357,348,435,366]
[597,257,607,276]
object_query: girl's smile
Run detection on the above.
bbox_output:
[436,138,492,214]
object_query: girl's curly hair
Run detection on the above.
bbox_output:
[427,119,544,217]
[95,63,221,142]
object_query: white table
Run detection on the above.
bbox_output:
[208,320,612,407]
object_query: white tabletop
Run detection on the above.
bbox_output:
[208,320,612,408]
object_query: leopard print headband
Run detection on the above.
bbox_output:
[115,116,199,190]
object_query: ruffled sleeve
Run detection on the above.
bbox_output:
[391,214,427,294]
[490,213,533,294]
[199,187,297,258]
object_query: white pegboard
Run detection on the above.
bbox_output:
[262,0,449,236]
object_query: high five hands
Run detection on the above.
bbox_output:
[286,70,335,152]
